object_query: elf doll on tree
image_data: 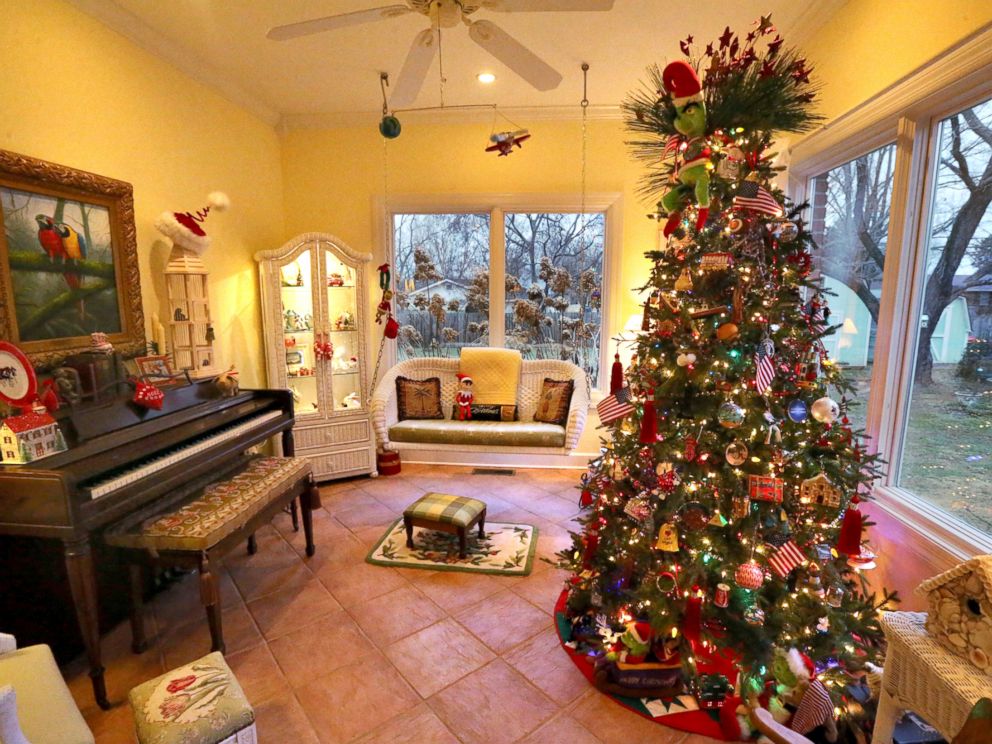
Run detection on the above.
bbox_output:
[558,17,896,744]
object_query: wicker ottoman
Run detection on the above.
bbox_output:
[129,652,255,744]
[875,611,992,743]
[403,493,486,558]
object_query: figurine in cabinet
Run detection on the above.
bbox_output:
[341,392,361,409]
[334,311,355,331]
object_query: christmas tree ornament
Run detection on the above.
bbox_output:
[804,562,826,597]
[810,396,840,424]
[610,459,625,481]
[700,252,733,271]
[717,401,745,429]
[639,389,660,443]
[713,583,730,608]
[787,399,808,422]
[732,493,751,519]
[836,494,863,557]
[800,473,841,509]
[763,410,782,444]
[728,216,744,233]
[610,353,624,395]
[748,474,784,503]
[754,334,776,394]
[744,606,765,625]
[773,221,799,241]
[767,539,805,578]
[674,268,694,291]
[683,433,698,462]
[716,322,739,341]
[655,571,678,594]
[676,352,696,367]
[725,441,748,466]
[655,522,680,552]
[826,586,844,608]
[580,488,595,507]
[657,319,677,338]
[624,497,652,522]
[735,561,764,590]
[658,60,711,236]
[680,501,709,531]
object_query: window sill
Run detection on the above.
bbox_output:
[872,484,992,561]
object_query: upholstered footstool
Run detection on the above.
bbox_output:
[403,493,486,558]
[129,652,256,744]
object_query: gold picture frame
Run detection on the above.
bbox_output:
[0,149,144,370]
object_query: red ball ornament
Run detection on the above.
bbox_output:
[734,561,764,590]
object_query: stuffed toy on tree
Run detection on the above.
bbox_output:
[559,16,896,743]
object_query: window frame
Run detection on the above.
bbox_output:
[789,25,992,559]
[374,193,623,393]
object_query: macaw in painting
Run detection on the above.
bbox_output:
[35,214,65,263]
[55,222,87,289]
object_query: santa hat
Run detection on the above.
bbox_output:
[627,621,652,645]
[785,648,816,682]
[155,191,230,255]
[662,60,703,108]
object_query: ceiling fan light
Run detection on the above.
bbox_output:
[477,72,496,84]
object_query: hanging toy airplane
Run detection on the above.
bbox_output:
[486,129,530,156]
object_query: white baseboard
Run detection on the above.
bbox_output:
[394,445,597,469]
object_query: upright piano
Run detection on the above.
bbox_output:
[0,382,294,709]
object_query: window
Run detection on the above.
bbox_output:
[899,96,992,536]
[393,213,490,356]
[808,144,897,429]
[389,198,615,387]
[504,213,604,381]
[789,29,992,555]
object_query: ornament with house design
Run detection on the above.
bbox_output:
[1,401,66,464]
[800,472,842,509]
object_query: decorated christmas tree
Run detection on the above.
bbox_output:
[558,18,897,743]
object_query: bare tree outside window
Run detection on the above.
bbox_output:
[504,213,604,381]
[901,97,992,535]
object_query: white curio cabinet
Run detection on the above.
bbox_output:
[255,233,376,480]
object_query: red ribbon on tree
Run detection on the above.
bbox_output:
[610,354,624,395]
[836,494,863,557]
[639,389,659,443]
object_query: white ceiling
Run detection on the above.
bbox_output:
[69,0,844,126]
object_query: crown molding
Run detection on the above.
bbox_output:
[66,0,281,126]
[777,0,848,49]
[277,103,623,132]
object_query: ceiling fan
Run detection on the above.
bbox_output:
[267,0,614,108]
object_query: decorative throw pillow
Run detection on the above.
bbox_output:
[396,376,444,420]
[450,403,518,421]
[534,378,574,426]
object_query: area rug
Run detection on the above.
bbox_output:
[553,589,730,740]
[366,519,538,576]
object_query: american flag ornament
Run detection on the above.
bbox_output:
[767,539,806,577]
[754,334,776,394]
[733,176,782,217]
[596,386,635,425]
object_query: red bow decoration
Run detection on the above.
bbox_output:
[133,380,165,410]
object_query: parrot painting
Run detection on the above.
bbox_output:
[55,222,87,289]
[35,214,65,263]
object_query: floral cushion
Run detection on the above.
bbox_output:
[106,457,310,552]
[129,652,255,744]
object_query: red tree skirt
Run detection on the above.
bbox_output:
[554,588,732,740]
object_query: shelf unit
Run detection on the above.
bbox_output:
[256,233,375,480]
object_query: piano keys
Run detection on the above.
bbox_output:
[0,382,294,709]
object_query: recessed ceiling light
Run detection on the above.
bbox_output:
[477,72,496,84]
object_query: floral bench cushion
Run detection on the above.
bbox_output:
[106,457,311,553]
[404,493,486,528]
[129,652,255,744]
[389,420,566,448]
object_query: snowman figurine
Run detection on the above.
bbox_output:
[455,373,474,421]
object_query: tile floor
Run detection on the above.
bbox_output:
[65,464,721,743]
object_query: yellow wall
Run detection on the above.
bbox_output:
[803,0,992,123]
[0,0,284,387]
[281,118,657,346]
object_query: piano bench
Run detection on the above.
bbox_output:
[106,456,320,655]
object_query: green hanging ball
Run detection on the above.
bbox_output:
[379,115,402,139]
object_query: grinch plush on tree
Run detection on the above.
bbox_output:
[559,16,896,744]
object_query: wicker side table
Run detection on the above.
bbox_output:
[875,611,992,743]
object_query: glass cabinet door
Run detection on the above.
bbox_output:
[323,250,363,412]
[279,249,320,417]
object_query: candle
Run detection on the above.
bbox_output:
[152,313,167,355]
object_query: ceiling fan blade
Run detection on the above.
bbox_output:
[468,20,562,91]
[481,0,614,11]
[267,5,412,41]
[390,28,438,108]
